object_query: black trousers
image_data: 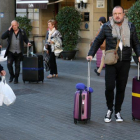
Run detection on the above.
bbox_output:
[105,61,130,114]
[49,52,58,75]
[7,51,22,78]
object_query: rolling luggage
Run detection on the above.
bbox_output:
[73,61,93,124]
[22,45,44,83]
[132,62,140,120]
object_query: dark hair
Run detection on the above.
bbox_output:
[98,17,106,24]
[113,6,124,13]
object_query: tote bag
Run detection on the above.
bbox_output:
[0,76,16,106]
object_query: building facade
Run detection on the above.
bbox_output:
[0,0,16,47]
[0,0,136,56]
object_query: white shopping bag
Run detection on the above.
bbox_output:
[0,79,4,106]
[0,76,16,106]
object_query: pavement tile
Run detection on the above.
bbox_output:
[0,58,140,140]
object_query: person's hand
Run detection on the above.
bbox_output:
[138,57,140,63]
[9,25,13,31]
[0,45,2,48]
[50,40,54,44]
[86,56,93,61]
[0,70,6,76]
[27,42,32,47]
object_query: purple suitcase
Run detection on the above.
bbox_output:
[132,63,140,120]
[73,61,91,124]
[96,48,105,68]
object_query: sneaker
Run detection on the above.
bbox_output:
[94,69,100,76]
[115,112,123,122]
[104,110,113,123]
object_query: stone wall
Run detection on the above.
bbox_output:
[75,0,107,58]
[0,0,16,47]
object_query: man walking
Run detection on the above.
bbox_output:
[87,6,140,122]
[1,20,31,84]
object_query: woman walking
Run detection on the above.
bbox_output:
[45,19,62,79]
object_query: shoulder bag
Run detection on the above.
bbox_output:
[104,40,120,65]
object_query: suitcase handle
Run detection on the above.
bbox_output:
[27,42,34,57]
[87,60,91,91]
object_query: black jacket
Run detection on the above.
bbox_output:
[88,21,140,61]
[1,28,29,58]
[0,64,3,72]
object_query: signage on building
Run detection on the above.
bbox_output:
[96,0,105,8]
[0,12,4,18]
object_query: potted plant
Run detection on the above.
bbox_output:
[56,7,81,60]
[126,0,140,65]
[15,16,33,54]
[15,16,32,38]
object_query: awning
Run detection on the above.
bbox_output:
[16,0,49,9]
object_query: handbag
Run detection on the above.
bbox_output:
[0,76,16,106]
[44,54,50,71]
[54,49,63,57]
[104,40,120,65]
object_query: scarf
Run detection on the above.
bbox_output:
[47,27,56,42]
[110,17,130,47]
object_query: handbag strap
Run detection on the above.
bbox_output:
[115,39,120,51]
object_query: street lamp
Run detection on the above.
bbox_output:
[83,0,88,9]
[77,0,80,8]
[76,0,88,9]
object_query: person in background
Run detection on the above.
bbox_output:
[87,6,140,123]
[94,17,106,76]
[1,20,31,84]
[45,19,62,79]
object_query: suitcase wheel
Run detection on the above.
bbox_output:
[74,119,77,124]
[132,115,135,121]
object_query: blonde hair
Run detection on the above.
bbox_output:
[48,19,56,27]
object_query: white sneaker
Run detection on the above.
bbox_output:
[115,112,123,122]
[104,110,113,123]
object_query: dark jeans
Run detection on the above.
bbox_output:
[49,52,58,75]
[7,51,22,78]
[105,61,130,114]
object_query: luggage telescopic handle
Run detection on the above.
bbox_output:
[27,42,33,57]
[27,45,29,57]
[87,60,91,90]
[138,62,139,80]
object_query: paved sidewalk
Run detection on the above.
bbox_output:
[0,58,140,140]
